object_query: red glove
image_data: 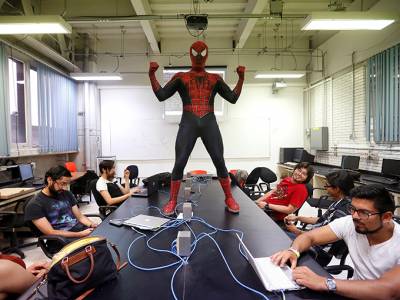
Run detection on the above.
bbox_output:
[149,62,159,75]
[236,66,245,80]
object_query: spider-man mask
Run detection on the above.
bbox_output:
[190,41,208,70]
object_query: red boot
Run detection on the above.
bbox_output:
[163,180,181,216]
[219,177,240,213]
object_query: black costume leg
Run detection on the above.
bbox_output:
[171,115,199,180]
[200,116,228,178]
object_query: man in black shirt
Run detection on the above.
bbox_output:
[25,166,97,239]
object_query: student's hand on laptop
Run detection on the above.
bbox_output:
[292,266,327,291]
[89,222,98,228]
[270,249,298,269]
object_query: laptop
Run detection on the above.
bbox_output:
[132,177,158,198]
[123,214,170,230]
[236,234,303,292]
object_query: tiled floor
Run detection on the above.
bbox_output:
[18,194,353,280]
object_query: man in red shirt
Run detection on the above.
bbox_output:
[255,162,314,223]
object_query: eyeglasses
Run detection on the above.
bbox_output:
[55,180,69,187]
[348,205,382,220]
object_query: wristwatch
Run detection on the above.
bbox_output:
[325,278,337,292]
[263,203,270,211]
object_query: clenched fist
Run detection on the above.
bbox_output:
[236,65,245,80]
[149,62,159,75]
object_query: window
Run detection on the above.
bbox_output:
[8,58,26,144]
[366,43,400,143]
[30,68,39,146]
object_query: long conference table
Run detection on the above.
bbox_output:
[86,179,345,300]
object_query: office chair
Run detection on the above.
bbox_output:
[70,170,99,203]
[119,165,140,188]
[0,197,37,258]
[189,170,207,175]
[64,161,77,172]
[89,179,118,219]
[244,167,277,200]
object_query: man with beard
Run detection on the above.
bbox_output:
[96,160,139,206]
[270,184,400,299]
[25,165,97,238]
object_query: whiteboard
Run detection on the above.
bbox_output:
[100,87,270,160]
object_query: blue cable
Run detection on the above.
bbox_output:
[126,206,273,300]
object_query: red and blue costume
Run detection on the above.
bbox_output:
[149,41,245,215]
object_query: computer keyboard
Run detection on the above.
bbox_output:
[362,175,399,185]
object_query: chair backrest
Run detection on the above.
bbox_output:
[89,178,107,207]
[246,167,261,185]
[126,165,139,180]
[190,170,207,175]
[65,161,77,172]
[258,167,277,184]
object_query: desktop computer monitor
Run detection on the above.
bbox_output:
[279,147,298,163]
[341,156,360,170]
[381,159,400,177]
[292,148,304,163]
[19,164,34,182]
[292,149,315,163]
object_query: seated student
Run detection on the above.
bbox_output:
[25,166,98,239]
[255,162,314,224]
[271,184,400,299]
[96,160,140,206]
[0,258,49,299]
[284,170,354,236]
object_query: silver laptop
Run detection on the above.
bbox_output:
[236,234,303,292]
[123,214,170,230]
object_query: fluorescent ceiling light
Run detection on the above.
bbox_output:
[0,15,71,34]
[255,71,305,79]
[70,73,122,81]
[302,12,396,30]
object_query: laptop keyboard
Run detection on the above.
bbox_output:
[255,257,299,291]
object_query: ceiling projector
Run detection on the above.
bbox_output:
[185,14,208,31]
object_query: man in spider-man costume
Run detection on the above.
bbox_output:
[149,40,245,216]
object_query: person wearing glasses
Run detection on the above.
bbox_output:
[25,166,98,239]
[284,170,354,236]
[270,184,400,299]
[255,162,314,224]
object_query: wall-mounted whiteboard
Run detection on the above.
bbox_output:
[100,86,270,160]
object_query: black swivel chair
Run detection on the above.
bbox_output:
[243,167,277,200]
[70,170,99,203]
[119,165,140,188]
[0,197,37,258]
[89,179,118,219]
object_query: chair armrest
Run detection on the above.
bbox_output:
[259,182,271,192]
[325,265,354,279]
[38,235,69,258]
